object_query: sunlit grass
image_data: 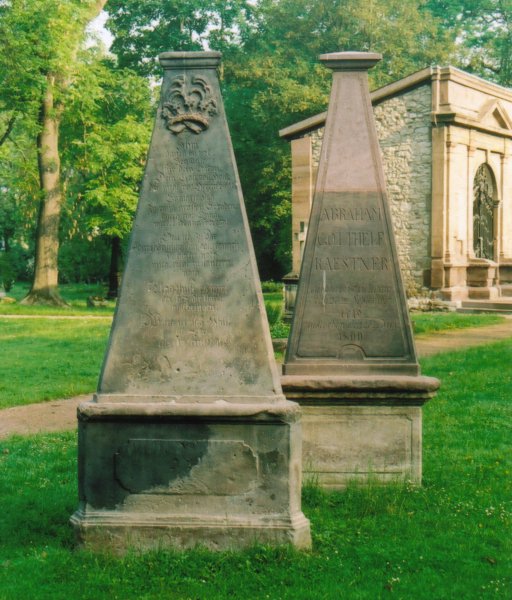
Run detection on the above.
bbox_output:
[1,283,116,315]
[0,318,110,409]
[0,341,510,598]
[412,312,504,335]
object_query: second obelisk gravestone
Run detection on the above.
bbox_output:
[282,52,439,488]
[71,51,310,552]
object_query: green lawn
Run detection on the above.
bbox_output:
[412,312,504,335]
[2,283,116,315]
[0,283,508,410]
[0,318,110,409]
[1,283,506,335]
[0,341,510,598]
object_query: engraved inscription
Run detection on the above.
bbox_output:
[99,68,276,396]
[314,256,389,271]
[296,191,406,359]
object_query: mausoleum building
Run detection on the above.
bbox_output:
[280,66,512,302]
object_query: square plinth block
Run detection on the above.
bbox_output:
[70,400,311,553]
[282,375,439,489]
[300,405,421,487]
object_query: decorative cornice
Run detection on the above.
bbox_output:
[279,65,512,140]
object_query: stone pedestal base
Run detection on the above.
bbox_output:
[282,273,298,323]
[71,398,311,553]
[467,260,499,299]
[498,262,512,296]
[440,286,468,302]
[281,376,439,489]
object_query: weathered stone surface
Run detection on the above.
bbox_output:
[282,374,439,400]
[284,52,418,377]
[300,405,423,487]
[98,52,279,401]
[281,52,438,489]
[72,405,311,553]
[285,78,433,298]
[373,86,433,296]
[281,375,439,486]
[71,51,310,552]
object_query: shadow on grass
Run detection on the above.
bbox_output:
[0,340,511,598]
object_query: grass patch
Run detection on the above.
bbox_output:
[0,318,110,409]
[412,312,504,335]
[1,283,116,316]
[0,342,511,598]
[0,295,507,410]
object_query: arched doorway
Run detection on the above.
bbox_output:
[473,163,498,260]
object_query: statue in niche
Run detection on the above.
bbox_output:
[473,163,498,260]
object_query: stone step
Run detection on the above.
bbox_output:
[457,308,512,314]
[458,300,512,314]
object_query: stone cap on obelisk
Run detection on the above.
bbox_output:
[283,49,419,377]
[319,51,382,71]
[159,51,221,70]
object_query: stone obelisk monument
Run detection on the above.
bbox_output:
[71,51,310,552]
[282,52,439,488]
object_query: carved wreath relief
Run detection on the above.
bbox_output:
[161,75,218,135]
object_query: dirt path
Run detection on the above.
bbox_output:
[414,318,512,356]
[2,319,512,440]
[0,395,92,440]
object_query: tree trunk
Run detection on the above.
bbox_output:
[21,1,108,306]
[21,76,66,306]
[107,236,122,299]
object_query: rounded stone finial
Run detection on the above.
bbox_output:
[319,51,382,71]
[159,51,222,70]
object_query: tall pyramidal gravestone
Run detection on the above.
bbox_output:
[70,51,311,552]
[282,52,439,488]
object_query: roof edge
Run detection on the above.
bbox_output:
[279,66,434,140]
[280,65,512,140]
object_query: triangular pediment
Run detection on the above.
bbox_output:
[478,99,512,130]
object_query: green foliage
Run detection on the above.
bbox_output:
[106,0,253,76]
[261,280,284,293]
[0,252,16,291]
[270,320,290,340]
[1,340,511,598]
[426,0,512,85]
[0,118,39,281]
[1,0,509,285]
[103,0,454,280]
[264,300,282,328]
[221,0,453,278]
[55,50,154,285]
[58,236,111,284]
[61,52,153,242]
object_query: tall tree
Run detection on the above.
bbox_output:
[0,0,107,305]
[426,0,512,85]
[106,0,454,279]
[222,0,454,277]
[61,52,152,297]
[107,0,251,76]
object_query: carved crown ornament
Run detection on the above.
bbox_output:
[161,75,218,135]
